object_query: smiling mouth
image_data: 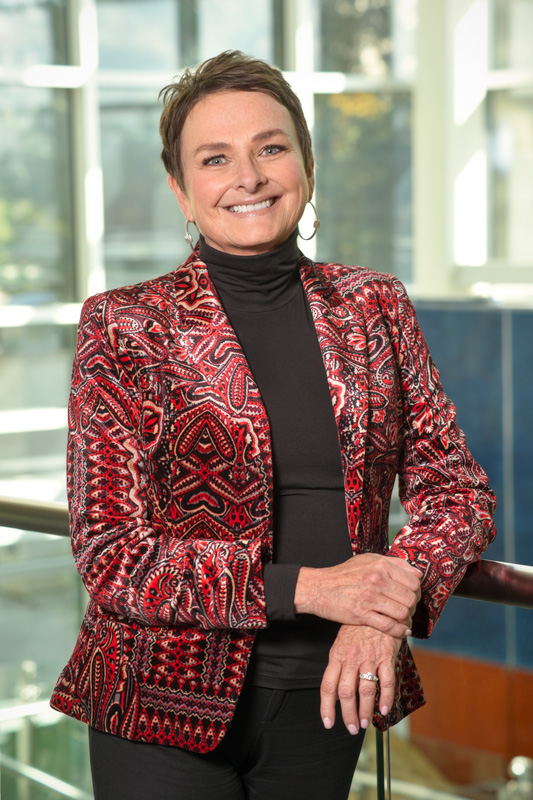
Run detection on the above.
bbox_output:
[227,198,276,213]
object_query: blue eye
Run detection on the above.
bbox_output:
[203,154,225,166]
[263,144,286,155]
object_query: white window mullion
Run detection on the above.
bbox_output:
[71,0,105,300]
[451,0,489,271]
[288,0,318,259]
[413,0,456,296]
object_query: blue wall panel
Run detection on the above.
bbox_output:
[411,302,508,662]
[415,302,504,555]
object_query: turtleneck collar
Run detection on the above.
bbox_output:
[199,229,302,312]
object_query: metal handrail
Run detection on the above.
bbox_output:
[1,495,533,610]
[0,495,69,537]
[454,558,533,609]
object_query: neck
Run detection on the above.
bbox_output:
[200,230,302,312]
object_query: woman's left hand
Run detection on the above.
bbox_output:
[320,625,402,734]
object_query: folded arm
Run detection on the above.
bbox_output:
[68,295,268,631]
[384,277,497,637]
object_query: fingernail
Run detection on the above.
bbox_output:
[360,718,369,729]
[405,628,412,637]
[381,706,389,716]
[323,717,332,729]
[348,724,359,735]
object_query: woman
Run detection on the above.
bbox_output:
[51,51,496,800]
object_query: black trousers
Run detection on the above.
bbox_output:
[89,681,365,800]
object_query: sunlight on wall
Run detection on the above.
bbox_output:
[454,0,488,126]
[454,150,487,266]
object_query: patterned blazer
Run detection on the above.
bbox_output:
[50,251,496,752]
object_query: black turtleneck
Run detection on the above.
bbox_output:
[200,232,353,688]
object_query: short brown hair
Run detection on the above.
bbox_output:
[159,50,313,189]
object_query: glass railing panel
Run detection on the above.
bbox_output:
[0,526,93,799]
[1,715,93,800]
[1,503,531,800]
[349,729,472,800]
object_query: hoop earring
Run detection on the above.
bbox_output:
[185,220,198,252]
[298,201,320,241]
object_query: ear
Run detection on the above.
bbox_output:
[306,155,315,200]
[168,174,194,222]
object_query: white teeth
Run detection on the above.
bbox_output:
[228,198,275,213]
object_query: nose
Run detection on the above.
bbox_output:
[236,155,267,192]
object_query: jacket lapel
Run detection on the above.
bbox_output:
[168,254,263,409]
[299,259,370,551]
[169,254,274,556]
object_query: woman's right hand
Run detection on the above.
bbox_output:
[293,553,422,638]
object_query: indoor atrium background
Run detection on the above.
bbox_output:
[1,1,532,798]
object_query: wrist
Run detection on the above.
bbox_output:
[294,566,319,615]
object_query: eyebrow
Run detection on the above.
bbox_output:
[193,129,289,157]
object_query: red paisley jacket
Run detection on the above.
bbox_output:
[50,251,496,752]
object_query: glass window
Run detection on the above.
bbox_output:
[97,0,276,72]
[492,0,533,71]
[97,0,180,71]
[488,89,533,264]
[0,323,73,499]
[314,92,412,282]
[100,89,186,290]
[0,88,75,305]
[197,0,274,64]
[0,0,70,68]
[316,0,417,80]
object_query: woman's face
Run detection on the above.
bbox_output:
[168,90,314,256]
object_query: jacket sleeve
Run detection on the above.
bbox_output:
[384,278,497,638]
[67,294,268,631]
